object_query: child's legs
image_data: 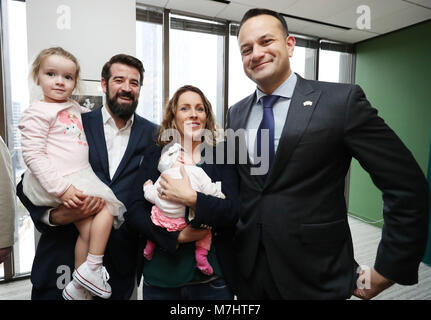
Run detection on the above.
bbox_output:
[195,231,213,275]
[195,231,212,251]
[195,246,213,275]
[143,240,156,260]
[88,206,114,255]
[74,217,93,268]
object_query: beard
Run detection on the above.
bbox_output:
[106,87,139,121]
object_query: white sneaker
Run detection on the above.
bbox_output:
[62,279,93,300]
[74,262,112,299]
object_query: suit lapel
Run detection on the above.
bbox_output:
[231,93,255,131]
[229,92,255,167]
[110,116,145,184]
[200,156,214,179]
[265,75,321,187]
[85,108,111,181]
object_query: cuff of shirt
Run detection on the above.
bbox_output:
[41,208,59,227]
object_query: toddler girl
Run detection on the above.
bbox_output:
[18,47,124,300]
[143,143,225,275]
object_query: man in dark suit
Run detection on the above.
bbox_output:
[17,54,177,299]
[226,8,430,299]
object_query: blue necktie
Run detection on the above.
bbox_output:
[255,95,280,177]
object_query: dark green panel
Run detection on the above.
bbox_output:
[349,20,431,227]
[422,138,431,266]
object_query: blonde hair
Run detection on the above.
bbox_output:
[31,47,80,91]
[157,85,220,147]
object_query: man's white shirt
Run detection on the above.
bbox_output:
[246,72,297,163]
[101,105,134,180]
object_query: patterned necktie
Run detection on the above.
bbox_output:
[255,95,280,178]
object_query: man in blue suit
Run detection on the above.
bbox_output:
[227,8,429,300]
[17,54,177,299]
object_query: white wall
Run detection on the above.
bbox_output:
[26,0,136,81]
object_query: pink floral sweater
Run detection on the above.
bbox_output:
[18,99,91,198]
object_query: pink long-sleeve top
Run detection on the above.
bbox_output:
[18,99,91,198]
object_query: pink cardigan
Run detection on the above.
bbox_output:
[18,100,90,198]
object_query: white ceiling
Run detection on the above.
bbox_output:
[136,0,431,43]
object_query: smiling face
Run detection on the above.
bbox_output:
[174,90,207,147]
[38,54,77,103]
[101,62,141,121]
[238,14,295,94]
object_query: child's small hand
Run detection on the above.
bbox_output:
[144,179,153,186]
[60,185,87,208]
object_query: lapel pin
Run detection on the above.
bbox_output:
[303,101,313,107]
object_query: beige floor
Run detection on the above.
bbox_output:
[348,216,431,300]
[0,216,430,300]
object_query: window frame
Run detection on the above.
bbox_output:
[0,0,31,283]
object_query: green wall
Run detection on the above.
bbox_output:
[349,20,431,230]
[425,139,431,265]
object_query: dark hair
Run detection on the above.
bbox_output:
[101,54,145,86]
[239,8,289,37]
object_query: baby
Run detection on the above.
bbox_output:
[143,143,224,275]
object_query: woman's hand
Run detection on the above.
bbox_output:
[158,166,197,208]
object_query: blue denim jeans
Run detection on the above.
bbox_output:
[142,277,233,300]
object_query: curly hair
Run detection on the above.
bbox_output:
[157,85,220,147]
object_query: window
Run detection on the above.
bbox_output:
[290,45,317,80]
[1,0,35,281]
[319,50,342,83]
[169,14,226,125]
[228,32,255,106]
[136,18,163,124]
[318,41,354,83]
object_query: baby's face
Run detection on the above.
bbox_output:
[173,150,194,167]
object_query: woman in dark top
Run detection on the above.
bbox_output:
[127,85,239,299]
